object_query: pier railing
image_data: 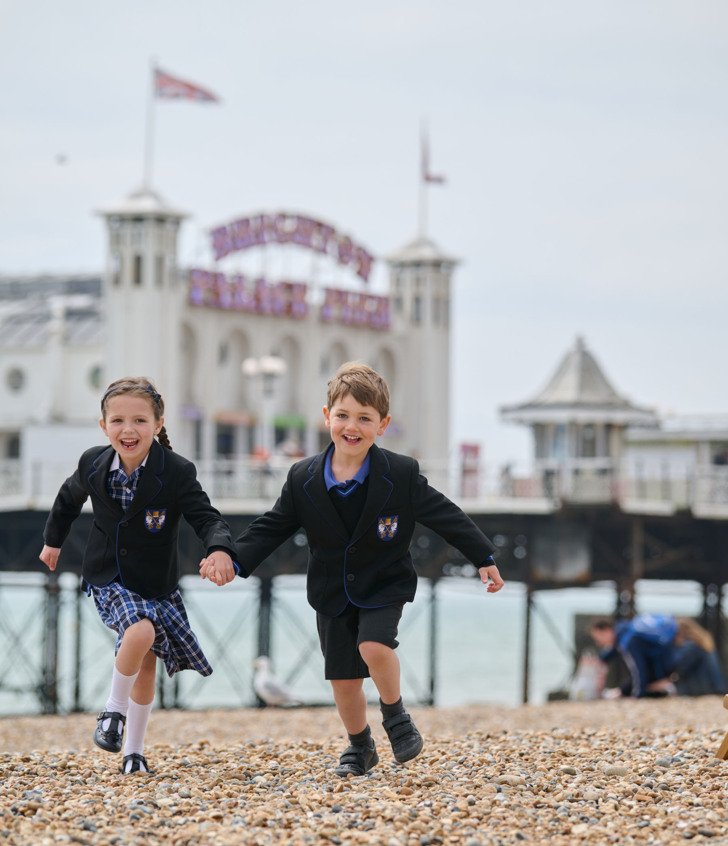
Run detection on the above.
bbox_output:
[1,457,727,517]
[0,456,452,509]
[484,463,728,517]
[0,571,442,716]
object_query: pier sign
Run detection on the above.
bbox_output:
[209,212,374,282]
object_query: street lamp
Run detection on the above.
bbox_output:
[241,355,287,456]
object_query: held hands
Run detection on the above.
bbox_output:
[199,551,235,586]
[39,545,61,571]
[478,563,504,593]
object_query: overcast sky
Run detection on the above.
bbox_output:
[2,1,726,472]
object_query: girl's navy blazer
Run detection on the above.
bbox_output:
[43,440,236,599]
[235,444,497,616]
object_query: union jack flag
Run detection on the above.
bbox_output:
[421,128,446,184]
[154,67,220,103]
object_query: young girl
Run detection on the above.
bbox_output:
[40,377,235,774]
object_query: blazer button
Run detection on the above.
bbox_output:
[119,548,128,557]
[346,573,355,582]
[349,546,358,555]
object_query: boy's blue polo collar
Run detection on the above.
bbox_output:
[323,445,370,496]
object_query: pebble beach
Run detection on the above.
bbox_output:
[1,698,726,845]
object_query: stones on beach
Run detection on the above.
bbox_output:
[0,699,726,845]
[603,764,629,776]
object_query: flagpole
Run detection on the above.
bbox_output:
[418,180,428,238]
[142,58,157,189]
[418,121,428,238]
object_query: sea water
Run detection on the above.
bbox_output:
[0,573,712,716]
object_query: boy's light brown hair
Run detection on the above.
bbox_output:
[326,362,390,419]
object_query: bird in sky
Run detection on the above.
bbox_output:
[252,655,300,707]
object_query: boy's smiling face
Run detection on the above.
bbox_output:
[323,392,391,464]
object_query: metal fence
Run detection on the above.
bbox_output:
[0,571,440,716]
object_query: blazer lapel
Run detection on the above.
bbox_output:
[86,446,123,515]
[126,440,164,518]
[351,445,393,543]
[302,450,349,542]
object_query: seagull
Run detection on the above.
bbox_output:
[252,656,300,706]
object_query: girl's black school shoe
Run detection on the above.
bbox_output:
[334,741,379,777]
[121,753,152,774]
[93,711,126,753]
[382,711,423,763]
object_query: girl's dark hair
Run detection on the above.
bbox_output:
[100,377,173,450]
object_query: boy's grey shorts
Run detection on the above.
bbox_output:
[316,602,405,680]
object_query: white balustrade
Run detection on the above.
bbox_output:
[2,457,728,517]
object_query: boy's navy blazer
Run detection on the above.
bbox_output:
[236,444,497,616]
[43,440,235,600]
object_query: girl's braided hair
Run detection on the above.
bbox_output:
[100,377,173,450]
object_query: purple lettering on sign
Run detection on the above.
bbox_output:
[208,212,374,282]
[188,269,311,319]
[189,271,388,330]
[319,287,390,330]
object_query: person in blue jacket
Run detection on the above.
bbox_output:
[590,614,725,698]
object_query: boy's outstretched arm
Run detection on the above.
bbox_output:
[39,545,61,571]
[478,562,504,593]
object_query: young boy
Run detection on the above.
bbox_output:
[200,362,504,776]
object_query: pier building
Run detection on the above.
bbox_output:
[0,188,725,712]
[0,186,456,503]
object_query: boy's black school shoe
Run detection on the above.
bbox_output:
[382,711,424,763]
[93,711,126,753]
[334,740,379,777]
[121,753,152,774]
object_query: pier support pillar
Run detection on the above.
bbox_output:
[41,571,61,714]
[257,577,273,661]
[255,577,274,707]
[615,517,644,619]
[702,582,724,661]
[521,584,533,704]
[427,578,438,706]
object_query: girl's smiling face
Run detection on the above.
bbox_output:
[99,394,162,473]
[323,392,390,465]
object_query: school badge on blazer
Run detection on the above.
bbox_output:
[377,515,398,541]
[144,509,167,533]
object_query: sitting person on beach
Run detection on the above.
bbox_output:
[589,614,726,698]
[39,378,236,774]
[200,361,504,776]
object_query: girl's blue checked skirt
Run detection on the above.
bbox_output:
[88,581,212,677]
